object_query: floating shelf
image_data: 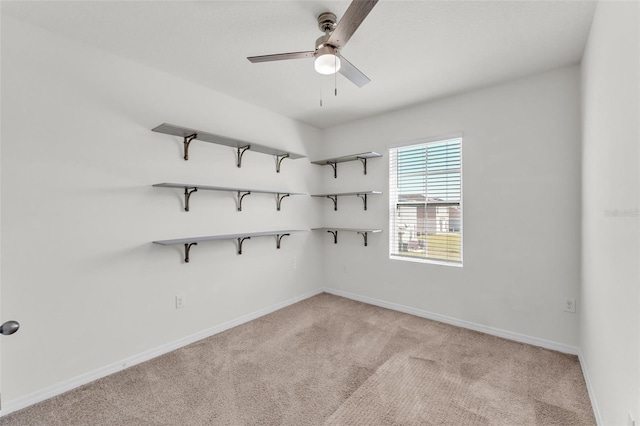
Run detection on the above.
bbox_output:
[153,183,307,212]
[152,123,306,172]
[312,227,382,246]
[153,230,305,263]
[311,191,382,211]
[311,152,382,178]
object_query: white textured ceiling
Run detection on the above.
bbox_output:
[2,1,596,129]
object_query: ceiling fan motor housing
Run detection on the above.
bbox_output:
[317,12,337,33]
[316,44,338,57]
[315,34,337,54]
[316,12,339,56]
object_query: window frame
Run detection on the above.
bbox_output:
[388,135,463,267]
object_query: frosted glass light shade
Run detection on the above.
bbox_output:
[315,53,341,75]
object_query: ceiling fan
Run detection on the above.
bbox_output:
[247,0,378,88]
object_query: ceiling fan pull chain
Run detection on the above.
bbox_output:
[335,55,338,97]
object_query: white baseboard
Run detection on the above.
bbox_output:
[0,288,323,417]
[323,287,580,355]
[577,350,604,426]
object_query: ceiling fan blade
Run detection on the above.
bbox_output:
[338,55,371,87]
[327,0,378,48]
[247,51,315,63]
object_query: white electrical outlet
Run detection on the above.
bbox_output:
[176,294,185,309]
[629,411,636,426]
[564,298,576,313]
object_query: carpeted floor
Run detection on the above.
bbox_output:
[0,293,595,425]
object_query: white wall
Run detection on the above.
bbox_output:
[321,66,582,348]
[0,15,325,404]
[580,1,640,425]
[3,3,632,421]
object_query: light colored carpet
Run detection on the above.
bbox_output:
[0,293,595,425]
[326,354,593,425]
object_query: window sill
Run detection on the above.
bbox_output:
[389,254,463,268]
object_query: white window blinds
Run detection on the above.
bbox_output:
[389,137,462,265]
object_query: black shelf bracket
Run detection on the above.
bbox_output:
[237,145,251,168]
[237,237,251,254]
[357,157,368,175]
[276,154,290,173]
[327,230,338,244]
[357,193,368,211]
[184,242,197,263]
[237,191,251,211]
[327,195,338,211]
[183,187,198,212]
[183,134,198,161]
[276,233,290,249]
[276,193,290,211]
[328,161,338,178]
[357,231,369,246]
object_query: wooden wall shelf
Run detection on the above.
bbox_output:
[311,152,382,178]
[311,191,382,211]
[153,230,305,263]
[152,123,306,172]
[153,183,306,211]
[312,227,382,246]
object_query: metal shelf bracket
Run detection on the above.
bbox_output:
[184,242,198,263]
[276,193,290,211]
[357,231,369,246]
[237,237,251,254]
[327,230,338,244]
[237,145,251,168]
[276,233,290,249]
[184,187,198,212]
[357,157,368,175]
[183,134,198,161]
[237,191,251,211]
[327,195,338,211]
[276,154,290,173]
[357,193,368,210]
[328,161,338,178]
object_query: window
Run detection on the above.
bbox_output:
[389,137,462,265]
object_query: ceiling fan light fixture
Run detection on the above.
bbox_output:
[314,47,341,75]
